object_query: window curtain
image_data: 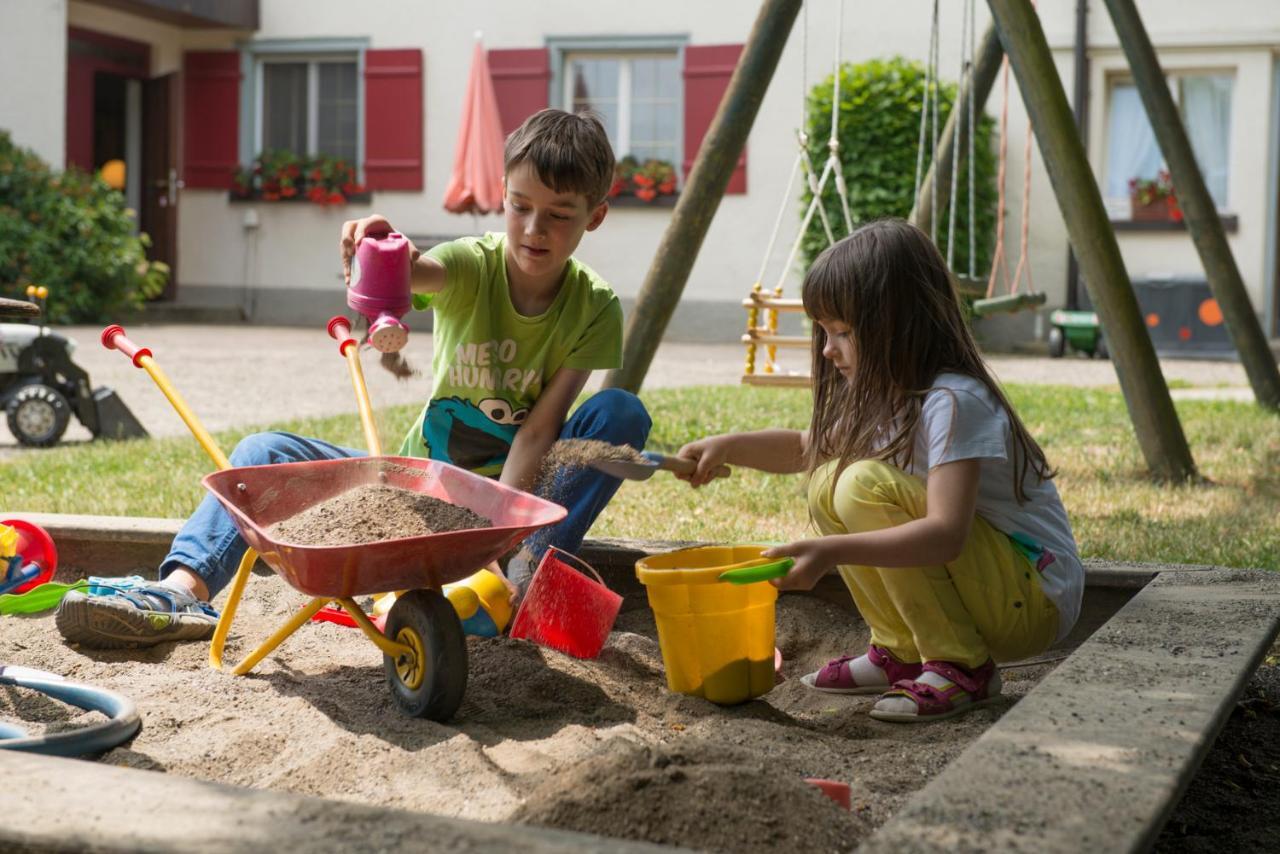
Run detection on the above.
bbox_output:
[1105,83,1163,199]
[1181,74,1232,209]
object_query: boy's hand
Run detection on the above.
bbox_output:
[339,214,422,285]
[762,538,837,591]
[675,436,731,488]
[488,559,519,606]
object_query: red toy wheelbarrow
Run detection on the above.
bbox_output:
[100,323,565,720]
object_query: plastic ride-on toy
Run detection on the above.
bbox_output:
[1047,309,1108,359]
[0,287,147,447]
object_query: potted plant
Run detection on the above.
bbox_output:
[610,155,678,203]
[1128,170,1182,222]
[232,151,364,206]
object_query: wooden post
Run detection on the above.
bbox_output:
[986,0,1196,482]
[909,22,1004,238]
[1103,0,1280,411]
[604,0,803,393]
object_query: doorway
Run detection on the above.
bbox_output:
[66,27,178,297]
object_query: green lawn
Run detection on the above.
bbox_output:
[5,384,1278,570]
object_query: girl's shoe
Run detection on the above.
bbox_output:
[800,645,924,694]
[869,658,1001,722]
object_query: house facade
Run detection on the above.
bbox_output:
[2,0,1278,350]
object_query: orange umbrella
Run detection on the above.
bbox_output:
[443,37,505,215]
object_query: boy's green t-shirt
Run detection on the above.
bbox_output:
[396,232,623,476]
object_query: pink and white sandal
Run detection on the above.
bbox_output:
[800,645,924,695]
[869,658,1002,722]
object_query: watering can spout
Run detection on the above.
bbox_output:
[349,232,412,353]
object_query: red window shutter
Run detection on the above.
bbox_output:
[488,48,550,138]
[182,51,240,189]
[365,49,424,191]
[683,44,746,194]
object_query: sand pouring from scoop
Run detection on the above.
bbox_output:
[590,451,731,483]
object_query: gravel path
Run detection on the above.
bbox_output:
[3,324,1254,451]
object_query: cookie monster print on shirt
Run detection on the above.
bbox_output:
[396,233,623,477]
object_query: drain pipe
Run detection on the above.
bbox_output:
[1065,0,1090,310]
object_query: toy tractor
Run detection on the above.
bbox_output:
[0,289,147,447]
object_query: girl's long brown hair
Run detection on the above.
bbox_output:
[802,218,1054,502]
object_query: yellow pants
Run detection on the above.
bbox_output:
[809,459,1058,669]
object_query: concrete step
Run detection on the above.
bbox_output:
[860,567,1280,853]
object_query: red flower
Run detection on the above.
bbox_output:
[635,188,657,202]
[657,179,676,195]
[328,192,345,205]
[609,178,625,198]
[280,186,297,198]
[633,174,655,189]
[342,182,361,195]
[287,164,301,178]
[262,191,280,201]
[310,168,324,181]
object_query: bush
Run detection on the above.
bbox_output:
[801,56,997,278]
[0,130,167,323]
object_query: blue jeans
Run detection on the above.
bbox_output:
[162,389,651,599]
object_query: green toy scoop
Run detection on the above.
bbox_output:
[717,557,795,585]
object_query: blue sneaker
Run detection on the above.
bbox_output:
[56,581,219,649]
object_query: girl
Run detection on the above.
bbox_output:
[678,219,1082,723]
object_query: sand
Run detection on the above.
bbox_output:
[0,571,1064,852]
[267,483,491,546]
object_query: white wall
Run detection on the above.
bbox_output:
[0,0,68,166]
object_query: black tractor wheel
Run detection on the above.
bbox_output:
[1047,326,1066,359]
[6,384,71,447]
[383,589,468,720]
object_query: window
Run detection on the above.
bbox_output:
[1103,72,1233,215]
[564,52,680,166]
[258,55,359,162]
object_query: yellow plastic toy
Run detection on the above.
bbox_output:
[636,545,783,705]
[374,569,512,637]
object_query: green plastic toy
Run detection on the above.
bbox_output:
[0,580,86,616]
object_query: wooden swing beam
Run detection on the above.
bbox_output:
[987,0,1196,482]
[1102,0,1280,411]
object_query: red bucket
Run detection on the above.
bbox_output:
[509,548,621,659]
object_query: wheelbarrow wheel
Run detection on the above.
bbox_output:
[382,589,467,721]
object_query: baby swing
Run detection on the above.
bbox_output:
[741,0,1045,387]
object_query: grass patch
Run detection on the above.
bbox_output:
[5,385,1278,570]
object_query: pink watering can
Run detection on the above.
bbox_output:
[349,231,412,353]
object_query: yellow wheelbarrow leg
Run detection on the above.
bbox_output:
[334,598,415,661]
[209,549,256,673]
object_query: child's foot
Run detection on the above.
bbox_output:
[869,658,1001,722]
[56,579,219,649]
[800,645,924,694]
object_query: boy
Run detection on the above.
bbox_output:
[57,109,649,648]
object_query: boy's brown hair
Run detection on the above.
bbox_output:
[504,108,615,206]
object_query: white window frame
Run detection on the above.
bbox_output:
[548,35,686,175]
[1102,69,1235,217]
[239,38,367,179]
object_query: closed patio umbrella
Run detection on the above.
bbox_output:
[443,35,505,215]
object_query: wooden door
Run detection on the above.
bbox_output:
[142,73,180,299]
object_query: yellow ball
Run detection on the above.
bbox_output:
[25,285,35,297]
[36,286,48,299]
[100,159,126,191]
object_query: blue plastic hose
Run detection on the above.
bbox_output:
[0,665,141,757]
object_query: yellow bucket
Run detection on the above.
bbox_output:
[636,544,782,705]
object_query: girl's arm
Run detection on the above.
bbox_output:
[764,458,982,590]
[677,429,807,486]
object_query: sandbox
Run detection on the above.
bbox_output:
[0,537,1132,853]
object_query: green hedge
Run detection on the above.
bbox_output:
[801,56,996,278]
[0,130,167,323]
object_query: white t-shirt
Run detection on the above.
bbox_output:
[901,373,1083,641]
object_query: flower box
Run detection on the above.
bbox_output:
[1127,170,1182,223]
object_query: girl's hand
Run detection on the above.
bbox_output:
[675,436,731,487]
[762,538,838,591]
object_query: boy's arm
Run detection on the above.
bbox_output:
[339,214,446,293]
[499,367,592,493]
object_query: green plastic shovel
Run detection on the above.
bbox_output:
[0,580,86,616]
[717,557,795,585]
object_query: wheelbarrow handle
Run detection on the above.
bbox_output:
[326,315,359,356]
[100,324,152,367]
